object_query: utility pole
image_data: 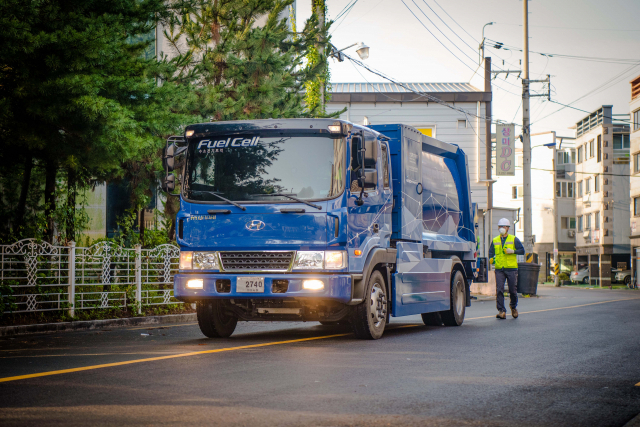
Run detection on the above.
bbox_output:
[552,135,559,286]
[522,0,533,259]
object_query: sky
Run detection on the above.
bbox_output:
[296,0,640,138]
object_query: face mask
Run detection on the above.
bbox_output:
[499,227,507,235]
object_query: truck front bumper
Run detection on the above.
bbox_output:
[174,273,353,303]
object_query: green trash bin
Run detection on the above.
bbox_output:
[517,262,540,295]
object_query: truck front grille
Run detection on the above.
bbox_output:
[219,251,294,272]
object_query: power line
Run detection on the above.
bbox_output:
[495,22,640,32]
[400,0,522,97]
[342,52,519,129]
[531,62,640,125]
[486,39,640,65]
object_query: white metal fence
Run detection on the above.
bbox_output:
[0,239,180,316]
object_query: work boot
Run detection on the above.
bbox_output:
[496,311,506,319]
[511,308,519,318]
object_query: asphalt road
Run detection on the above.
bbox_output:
[1,286,639,427]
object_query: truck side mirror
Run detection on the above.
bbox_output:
[161,174,175,192]
[163,143,177,172]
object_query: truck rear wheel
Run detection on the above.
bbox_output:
[196,300,238,338]
[351,270,387,339]
[440,271,465,326]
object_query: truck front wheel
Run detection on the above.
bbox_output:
[351,270,387,339]
[440,271,466,326]
[196,300,238,338]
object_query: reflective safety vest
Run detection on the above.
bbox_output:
[493,234,518,269]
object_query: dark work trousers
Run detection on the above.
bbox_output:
[495,268,518,312]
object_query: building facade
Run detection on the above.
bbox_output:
[326,81,496,258]
[574,106,630,286]
[493,132,577,281]
[629,76,640,273]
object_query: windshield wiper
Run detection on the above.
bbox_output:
[189,190,247,211]
[255,193,322,210]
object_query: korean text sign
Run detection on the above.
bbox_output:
[496,124,515,176]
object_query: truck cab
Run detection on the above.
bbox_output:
[164,119,475,339]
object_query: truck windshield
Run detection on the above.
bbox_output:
[184,133,346,203]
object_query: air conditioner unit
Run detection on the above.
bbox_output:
[568,229,576,237]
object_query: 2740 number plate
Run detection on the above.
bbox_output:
[236,277,265,293]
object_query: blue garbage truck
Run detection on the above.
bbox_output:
[162,119,476,339]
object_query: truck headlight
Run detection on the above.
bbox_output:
[192,252,220,270]
[324,251,347,269]
[179,251,193,270]
[293,251,324,269]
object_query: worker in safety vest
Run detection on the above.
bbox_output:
[489,218,525,319]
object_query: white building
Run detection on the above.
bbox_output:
[326,81,497,258]
[574,106,630,286]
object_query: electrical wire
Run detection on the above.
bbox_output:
[400,0,522,97]
[342,52,518,130]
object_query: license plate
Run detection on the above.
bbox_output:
[236,277,265,293]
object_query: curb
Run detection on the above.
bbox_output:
[0,312,197,337]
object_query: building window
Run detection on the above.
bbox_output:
[597,135,601,162]
[561,217,576,229]
[585,178,591,194]
[595,212,600,230]
[577,146,583,163]
[595,175,600,192]
[571,150,576,164]
[634,109,640,131]
[556,182,568,198]
[568,182,574,198]
[586,214,591,230]
[512,185,523,199]
[578,181,583,197]
[613,134,630,149]
[589,140,594,158]
[635,197,640,216]
[457,119,467,129]
[578,215,583,231]
[635,153,640,173]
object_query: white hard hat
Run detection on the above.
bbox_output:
[498,218,511,227]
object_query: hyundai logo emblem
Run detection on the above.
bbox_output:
[246,220,266,231]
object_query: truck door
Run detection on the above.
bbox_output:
[347,134,391,271]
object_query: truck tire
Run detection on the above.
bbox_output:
[351,270,387,339]
[196,300,238,338]
[440,271,465,326]
[421,312,442,326]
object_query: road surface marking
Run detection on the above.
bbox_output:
[0,333,350,383]
[0,296,637,383]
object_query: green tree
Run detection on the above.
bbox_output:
[0,0,195,242]
[163,0,332,121]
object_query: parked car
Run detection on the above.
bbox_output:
[613,269,632,285]
[571,268,589,284]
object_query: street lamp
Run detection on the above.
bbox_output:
[479,22,495,64]
[330,42,370,62]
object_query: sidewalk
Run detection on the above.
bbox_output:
[0,312,196,337]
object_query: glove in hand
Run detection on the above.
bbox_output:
[505,248,515,254]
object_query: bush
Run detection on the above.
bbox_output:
[558,272,570,281]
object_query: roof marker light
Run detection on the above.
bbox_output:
[186,130,195,137]
[328,125,342,133]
